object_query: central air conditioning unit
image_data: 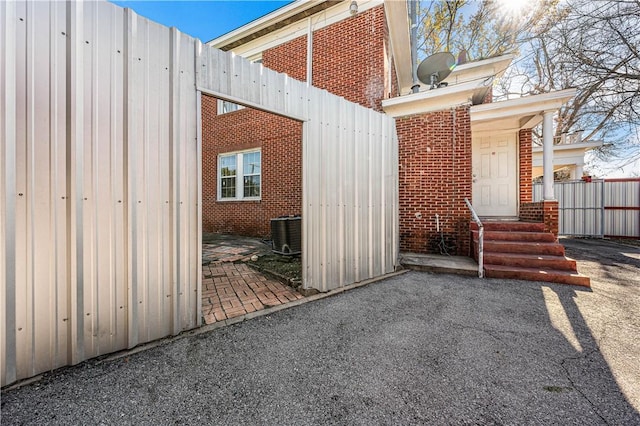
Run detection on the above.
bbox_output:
[271,216,302,255]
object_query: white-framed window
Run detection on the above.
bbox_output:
[218,149,261,201]
[217,100,244,115]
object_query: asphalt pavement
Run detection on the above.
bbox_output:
[2,238,639,425]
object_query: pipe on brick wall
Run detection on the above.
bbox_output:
[306,17,313,86]
[409,0,420,93]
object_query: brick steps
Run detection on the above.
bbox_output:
[484,265,591,287]
[473,221,590,287]
[483,252,577,270]
[473,230,557,243]
[471,221,545,233]
[483,240,566,256]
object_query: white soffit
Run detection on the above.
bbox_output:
[382,78,489,117]
[208,0,384,59]
[208,0,325,47]
[470,88,577,132]
[381,54,516,117]
[443,54,514,86]
[384,0,412,95]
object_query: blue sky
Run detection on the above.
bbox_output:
[109,1,293,43]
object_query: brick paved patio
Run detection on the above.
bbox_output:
[201,238,304,325]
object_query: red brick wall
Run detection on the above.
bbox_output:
[542,200,560,236]
[201,95,302,237]
[263,35,307,81]
[395,106,472,255]
[202,6,392,236]
[519,128,533,205]
[262,5,389,111]
[519,201,543,222]
[313,5,387,111]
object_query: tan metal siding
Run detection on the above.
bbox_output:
[533,179,639,238]
[2,0,399,386]
[604,180,640,238]
[1,1,199,386]
[300,91,399,292]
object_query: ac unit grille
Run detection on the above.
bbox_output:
[271,216,302,255]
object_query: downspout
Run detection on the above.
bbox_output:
[306,17,313,86]
[409,0,420,93]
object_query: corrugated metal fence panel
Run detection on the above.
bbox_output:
[604,179,640,238]
[533,179,640,238]
[1,1,199,386]
[560,180,603,237]
[1,0,16,389]
[301,90,399,292]
[3,0,398,385]
[196,43,308,121]
[533,180,604,236]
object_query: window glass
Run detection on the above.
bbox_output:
[218,150,261,200]
[244,176,260,198]
[220,100,244,114]
[220,155,237,198]
[243,151,261,197]
[243,151,261,175]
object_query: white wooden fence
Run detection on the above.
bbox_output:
[533,179,640,238]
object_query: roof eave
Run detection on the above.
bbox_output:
[384,0,412,95]
[208,0,331,49]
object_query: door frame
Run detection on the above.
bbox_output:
[471,130,521,218]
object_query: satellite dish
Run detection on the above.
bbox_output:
[417,52,456,89]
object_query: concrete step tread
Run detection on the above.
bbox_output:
[483,252,578,271]
[484,252,575,261]
[473,230,557,242]
[484,241,563,248]
[484,264,590,287]
[482,241,565,256]
[471,221,546,232]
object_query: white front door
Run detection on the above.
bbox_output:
[472,133,518,217]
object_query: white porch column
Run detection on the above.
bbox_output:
[542,110,555,200]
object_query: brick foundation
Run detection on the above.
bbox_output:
[520,200,559,236]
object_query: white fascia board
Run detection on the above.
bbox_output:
[470,88,577,123]
[407,54,514,95]
[208,1,324,47]
[209,0,384,59]
[384,0,412,95]
[382,78,488,117]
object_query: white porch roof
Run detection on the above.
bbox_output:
[532,140,603,178]
[382,54,515,117]
[470,89,576,132]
